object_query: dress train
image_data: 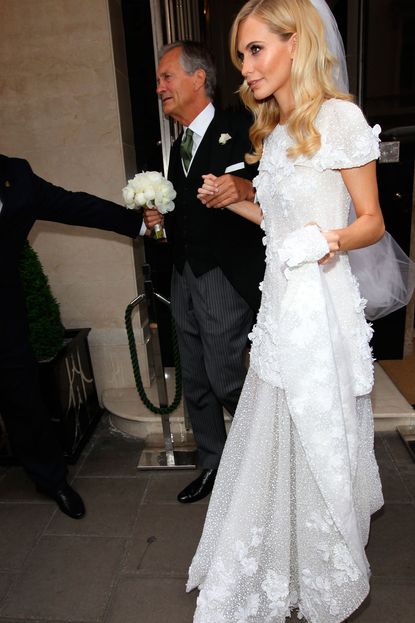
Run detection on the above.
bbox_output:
[187,369,383,623]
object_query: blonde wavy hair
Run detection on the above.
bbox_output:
[230,0,352,162]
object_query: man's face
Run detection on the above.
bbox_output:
[156,47,195,122]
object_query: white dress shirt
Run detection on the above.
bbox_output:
[182,102,215,176]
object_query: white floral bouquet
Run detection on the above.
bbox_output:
[122,171,176,240]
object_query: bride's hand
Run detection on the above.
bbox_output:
[197,173,254,208]
[319,229,340,264]
[305,222,340,264]
[197,174,218,205]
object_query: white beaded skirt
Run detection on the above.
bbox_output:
[187,368,383,623]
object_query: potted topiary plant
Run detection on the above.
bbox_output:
[19,241,66,360]
[0,242,102,464]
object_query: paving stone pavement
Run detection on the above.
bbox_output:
[0,416,414,623]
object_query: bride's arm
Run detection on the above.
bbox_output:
[198,173,263,225]
[222,199,263,225]
[317,160,384,264]
[336,161,385,250]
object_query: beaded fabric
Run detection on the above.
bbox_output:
[187,99,384,623]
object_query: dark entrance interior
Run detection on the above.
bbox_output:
[122,0,415,363]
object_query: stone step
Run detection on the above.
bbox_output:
[102,363,415,438]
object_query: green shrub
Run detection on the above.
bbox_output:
[19,241,65,360]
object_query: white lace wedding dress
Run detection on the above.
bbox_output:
[187,99,384,623]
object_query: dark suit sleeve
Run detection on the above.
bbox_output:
[212,111,265,313]
[32,169,143,238]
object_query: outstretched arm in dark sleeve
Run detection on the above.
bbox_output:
[33,172,145,238]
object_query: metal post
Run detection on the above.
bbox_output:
[135,264,196,469]
[143,266,175,467]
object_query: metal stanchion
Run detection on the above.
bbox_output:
[128,264,196,469]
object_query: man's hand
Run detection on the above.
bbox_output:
[197,173,254,208]
[143,208,163,236]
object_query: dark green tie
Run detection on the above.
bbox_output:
[180,128,194,172]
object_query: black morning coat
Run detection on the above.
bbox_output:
[165,109,265,313]
[0,154,143,367]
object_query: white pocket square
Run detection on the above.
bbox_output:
[225,162,245,174]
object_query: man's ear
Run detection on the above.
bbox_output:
[193,68,207,91]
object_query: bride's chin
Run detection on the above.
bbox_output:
[254,93,270,102]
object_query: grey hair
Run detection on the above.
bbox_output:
[159,40,217,100]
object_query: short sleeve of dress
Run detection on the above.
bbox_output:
[313,99,381,170]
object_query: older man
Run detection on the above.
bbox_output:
[152,41,265,503]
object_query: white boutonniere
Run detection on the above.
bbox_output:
[219,133,232,145]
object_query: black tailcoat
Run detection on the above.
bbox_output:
[165,109,265,312]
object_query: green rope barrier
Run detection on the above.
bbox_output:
[125,302,182,415]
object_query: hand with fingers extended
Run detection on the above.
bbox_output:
[197,173,254,208]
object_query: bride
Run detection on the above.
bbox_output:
[186,1,385,622]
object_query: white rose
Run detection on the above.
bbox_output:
[144,187,156,202]
[154,189,164,206]
[134,192,146,207]
[130,175,142,191]
[122,186,135,205]
[162,201,174,213]
[147,171,163,184]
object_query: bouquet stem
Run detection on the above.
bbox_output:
[153,223,167,242]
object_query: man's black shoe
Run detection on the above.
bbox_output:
[37,482,86,519]
[177,468,217,503]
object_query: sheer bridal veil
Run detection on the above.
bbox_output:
[311,0,415,320]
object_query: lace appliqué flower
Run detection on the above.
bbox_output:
[300,508,363,620]
[261,571,291,621]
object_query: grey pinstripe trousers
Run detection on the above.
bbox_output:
[171,263,254,468]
